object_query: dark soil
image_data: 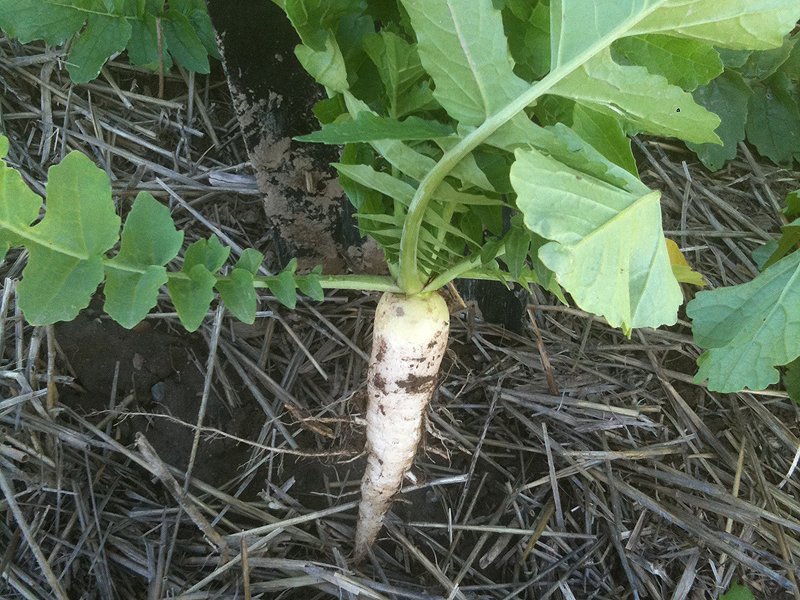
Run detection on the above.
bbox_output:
[54,310,263,489]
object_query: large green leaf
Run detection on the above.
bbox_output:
[630,2,800,51]
[0,0,90,45]
[104,192,184,328]
[161,9,209,74]
[687,251,800,393]
[511,148,681,332]
[400,0,529,126]
[15,152,121,324]
[550,48,721,144]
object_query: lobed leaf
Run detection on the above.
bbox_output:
[166,264,217,332]
[550,48,721,145]
[0,0,219,82]
[611,34,723,91]
[216,269,257,324]
[14,152,122,324]
[104,192,183,328]
[511,148,681,332]
[687,251,800,392]
[745,74,800,167]
[400,0,528,126]
[686,70,752,171]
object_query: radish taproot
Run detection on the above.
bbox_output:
[354,291,450,559]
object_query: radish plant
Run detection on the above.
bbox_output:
[1,0,798,558]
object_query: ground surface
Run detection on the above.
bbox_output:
[1,31,800,600]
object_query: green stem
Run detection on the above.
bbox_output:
[397,26,637,295]
[186,272,402,293]
[253,274,402,293]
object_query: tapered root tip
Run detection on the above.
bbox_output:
[353,291,450,557]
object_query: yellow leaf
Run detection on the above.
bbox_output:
[666,239,706,287]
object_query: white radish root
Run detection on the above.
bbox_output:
[354,291,450,560]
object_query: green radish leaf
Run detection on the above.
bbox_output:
[762,218,800,270]
[570,104,637,175]
[276,0,362,46]
[296,268,325,301]
[687,251,800,392]
[295,31,349,92]
[297,113,453,143]
[686,70,752,171]
[186,5,220,59]
[313,96,346,125]
[471,204,503,237]
[784,190,800,218]
[362,30,434,117]
[0,0,89,45]
[0,0,217,82]
[15,152,121,325]
[400,0,528,126]
[66,14,132,83]
[720,583,755,600]
[503,0,550,80]
[511,148,681,332]
[752,241,779,271]
[611,34,723,91]
[718,48,753,69]
[161,9,209,73]
[737,35,796,82]
[629,3,800,51]
[335,163,416,206]
[127,12,165,69]
[235,248,264,275]
[785,357,800,404]
[184,235,230,274]
[745,74,800,167]
[550,49,721,145]
[104,192,184,328]
[269,259,298,309]
[480,239,504,267]
[167,264,217,332]
[216,269,257,324]
[504,216,530,280]
[0,144,43,262]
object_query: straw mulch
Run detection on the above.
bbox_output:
[1,36,799,600]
